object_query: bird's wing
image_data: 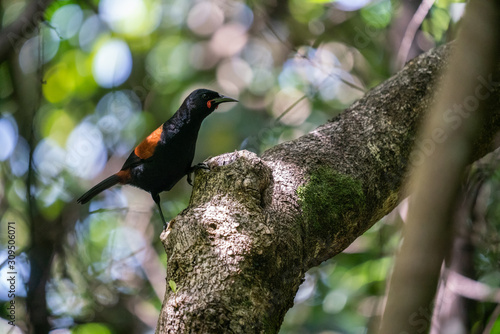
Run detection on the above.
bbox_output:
[121,124,166,170]
[134,124,164,160]
[121,150,145,170]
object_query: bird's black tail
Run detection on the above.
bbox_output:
[77,174,121,204]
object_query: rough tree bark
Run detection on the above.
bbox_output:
[155,42,500,333]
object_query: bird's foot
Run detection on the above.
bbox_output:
[187,162,210,186]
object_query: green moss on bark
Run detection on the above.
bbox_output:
[297,167,365,232]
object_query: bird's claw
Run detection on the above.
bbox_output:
[187,162,210,186]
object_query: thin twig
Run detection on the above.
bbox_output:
[396,0,435,70]
[275,95,308,123]
[257,6,365,93]
[446,270,500,303]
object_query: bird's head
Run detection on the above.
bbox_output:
[183,89,238,118]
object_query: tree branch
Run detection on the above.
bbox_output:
[0,0,54,64]
[155,41,500,333]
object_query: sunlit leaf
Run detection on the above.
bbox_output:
[169,280,177,293]
[72,323,112,334]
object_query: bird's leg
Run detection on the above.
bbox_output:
[152,193,168,229]
[187,162,210,186]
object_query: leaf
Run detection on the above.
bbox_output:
[169,280,177,293]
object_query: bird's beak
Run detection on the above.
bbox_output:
[211,95,238,105]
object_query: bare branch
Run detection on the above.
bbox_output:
[0,0,54,64]
[396,0,435,69]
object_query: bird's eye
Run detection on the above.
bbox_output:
[202,93,208,100]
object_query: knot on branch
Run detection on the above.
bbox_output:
[189,150,273,209]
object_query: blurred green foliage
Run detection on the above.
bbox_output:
[4,0,498,333]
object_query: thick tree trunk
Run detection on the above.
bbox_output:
[0,0,54,64]
[156,42,500,333]
[379,1,500,333]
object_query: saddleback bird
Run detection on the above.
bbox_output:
[77,89,238,228]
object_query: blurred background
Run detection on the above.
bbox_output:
[0,0,488,333]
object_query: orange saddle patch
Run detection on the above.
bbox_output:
[117,169,131,183]
[134,125,163,160]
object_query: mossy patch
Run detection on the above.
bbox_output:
[297,167,365,233]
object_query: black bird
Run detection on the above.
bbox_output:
[77,89,238,228]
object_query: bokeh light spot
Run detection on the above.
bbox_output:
[228,3,254,31]
[242,39,274,68]
[0,115,18,161]
[99,0,161,36]
[51,4,84,39]
[66,122,107,179]
[94,90,142,154]
[146,37,192,83]
[10,137,30,177]
[187,1,224,36]
[272,88,311,126]
[33,139,66,178]
[2,1,25,27]
[19,28,60,74]
[43,50,97,103]
[92,39,132,88]
[79,15,108,52]
[249,68,275,95]
[323,290,348,314]
[210,23,248,57]
[333,0,373,11]
[41,109,75,147]
[216,57,253,97]
[43,62,76,103]
[189,41,219,70]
